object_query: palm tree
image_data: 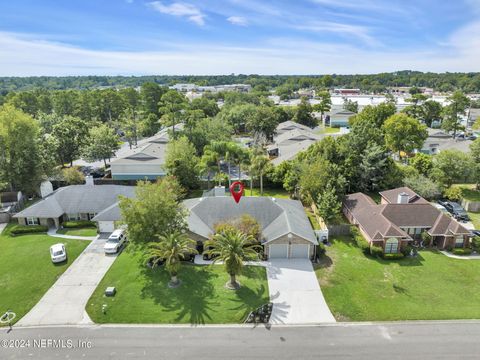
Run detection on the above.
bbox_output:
[249,151,270,196]
[204,229,260,290]
[148,231,197,287]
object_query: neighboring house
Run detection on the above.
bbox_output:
[110,125,182,180]
[183,196,318,259]
[418,130,474,155]
[0,191,24,223]
[343,187,471,254]
[327,110,356,127]
[467,108,480,128]
[14,180,135,233]
[267,122,324,166]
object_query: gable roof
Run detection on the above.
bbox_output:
[344,188,470,240]
[379,187,429,204]
[14,185,136,219]
[183,196,317,244]
[276,120,312,134]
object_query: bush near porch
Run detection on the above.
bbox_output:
[86,249,269,324]
[316,236,480,321]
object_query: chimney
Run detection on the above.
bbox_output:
[40,181,54,198]
[397,192,409,204]
[85,175,94,186]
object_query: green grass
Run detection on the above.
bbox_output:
[86,250,269,324]
[305,208,322,230]
[0,224,90,325]
[316,236,480,321]
[315,126,341,135]
[56,227,98,237]
[469,212,480,229]
[454,184,480,202]
[245,188,290,198]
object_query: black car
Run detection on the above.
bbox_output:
[442,201,470,221]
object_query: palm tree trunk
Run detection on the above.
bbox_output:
[260,172,264,196]
[230,274,238,288]
[171,274,178,285]
[250,176,253,196]
[228,162,231,186]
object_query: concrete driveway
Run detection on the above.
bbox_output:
[266,259,335,324]
[18,238,117,326]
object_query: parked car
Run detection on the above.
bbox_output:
[50,243,67,263]
[104,229,128,254]
[467,135,477,141]
[432,202,449,214]
[472,230,480,237]
[441,201,470,221]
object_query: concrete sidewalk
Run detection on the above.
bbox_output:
[18,238,117,326]
[0,223,7,234]
[47,228,97,241]
[440,250,480,260]
[266,259,336,324]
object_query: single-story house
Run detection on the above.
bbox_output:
[14,182,135,233]
[110,125,183,181]
[184,196,318,259]
[343,187,471,253]
[275,120,313,135]
[418,130,475,155]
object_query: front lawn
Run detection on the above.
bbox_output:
[469,212,480,229]
[315,126,341,135]
[316,236,480,321]
[0,225,89,325]
[86,250,269,324]
[56,227,98,237]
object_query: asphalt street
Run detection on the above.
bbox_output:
[1,322,480,359]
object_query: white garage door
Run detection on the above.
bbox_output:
[290,244,310,258]
[269,244,289,258]
[98,221,115,233]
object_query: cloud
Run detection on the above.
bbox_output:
[0,31,479,76]
[147,1,205,26]
[227,16,248,26]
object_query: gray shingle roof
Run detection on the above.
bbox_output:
[14,185,136,219]
[183,196,317,244]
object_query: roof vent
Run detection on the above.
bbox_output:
[397,192,409,204]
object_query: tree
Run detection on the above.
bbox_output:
[246,106,280,140]
[249,150,271,195]
[0,105,43,192]
[358,142,390,192]
[432,149,473,188]
[421,100,442,127]
[404,174,440,200]
[343,98,358,113]
[190,97,219,117]
[62,167,85,185]
[51,116,89,166]
[313,91,331,123]
[442,91,470,137]
[204,229,260,289]
[293,97,316,128]
[383,113,428,158]
[409,153,433,177]
[316,184,342,223]
[140,82,166,116]
[119,177,187,245]
[218,103,256,134]
[165,136,199,189]
[148,231,197,287]
[470,138,480,189]
[159,90,188,138]
[404,93,427,120]
[197,148,219,190]
[82,124,120,167]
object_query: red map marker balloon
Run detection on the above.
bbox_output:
[230,181,244,204]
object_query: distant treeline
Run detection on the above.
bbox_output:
[1,71,480,93]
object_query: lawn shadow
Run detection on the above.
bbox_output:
[140,264,216,325]
[315,254,333,270]
[231,283,268,320]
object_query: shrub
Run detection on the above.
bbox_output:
[62,167,85,185]
[383,253,405,260]
[446,244,453,252]
[370,245,384,258]
[472,236,480,251]
[421,231,432,246]
[443,186,462,201]
[10,225,48,235]
[401,245,413,256]
[351,227,370,254]
[62,220,96,228]
[452,248,473,256]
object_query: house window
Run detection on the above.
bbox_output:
[67,213,80,221]
[27,217,39,226]
[88,213,96,220]
[455,236,464,248]
[385,238,399,254]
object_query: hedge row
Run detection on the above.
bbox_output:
[452,248,473,256]
[62,220,96,229]
[10,225,48,235]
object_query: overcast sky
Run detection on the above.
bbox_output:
[0,0,479,76]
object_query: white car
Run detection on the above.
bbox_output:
[104,229,127,254]
[50,243,67,263]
